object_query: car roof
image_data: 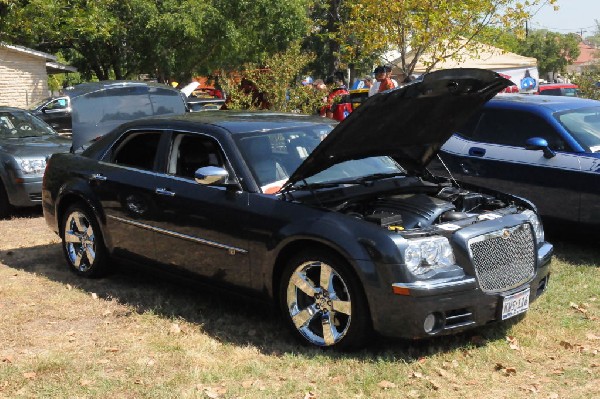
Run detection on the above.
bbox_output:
[488,94,599,113]
[133,111,338,135]
[538,83,578,89]
[0,106,33,113]
[64,80,177,99]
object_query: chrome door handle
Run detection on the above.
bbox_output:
[155,188,175,197]
[89,173,107,181]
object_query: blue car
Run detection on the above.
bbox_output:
[433,94,600,228]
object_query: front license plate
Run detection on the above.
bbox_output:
[501,288,530,320]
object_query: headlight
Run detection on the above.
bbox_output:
[522,209,544,244]
[404,236,455,276]
[20,158,47,175]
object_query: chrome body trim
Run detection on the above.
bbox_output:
[392,277,476,296]
[107,215,248,254]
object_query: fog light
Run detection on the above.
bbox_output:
[423,312,445,333]
[424,313,437,333]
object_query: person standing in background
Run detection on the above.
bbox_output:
[369,66,384,97]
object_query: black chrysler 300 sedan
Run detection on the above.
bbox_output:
[42,69,552,349]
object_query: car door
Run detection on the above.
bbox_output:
[40,98,71,132]
[439,108,581,223]
[150,131,251,287]
[91,130,164,262]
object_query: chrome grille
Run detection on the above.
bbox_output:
[468,224,535,293]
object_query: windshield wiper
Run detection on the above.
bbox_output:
[285,172,406,193]
[288,181,357,192]
[342,172,407,185]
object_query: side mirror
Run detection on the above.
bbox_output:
[525,137,555,159]
[194,166,230,185]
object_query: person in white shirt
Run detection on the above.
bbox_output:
[368,66,384,97]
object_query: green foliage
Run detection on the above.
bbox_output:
[220,43,325,114]
[340,0,556,75]
[572,63,600,100]
[516,30,580,75]
[0,0,310,82]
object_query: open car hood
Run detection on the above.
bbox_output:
[283,68,512,189]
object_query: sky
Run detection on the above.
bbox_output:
[529,0,600,36]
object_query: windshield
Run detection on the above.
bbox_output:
[235,126,405,193]
[556,106,600,153]
[0,110,57,138]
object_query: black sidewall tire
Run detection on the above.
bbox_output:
[61,203,110,278]
[279,249,371,350]
[0,182,11,219]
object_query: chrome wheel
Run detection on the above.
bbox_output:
[64,210,96,272]
[286,260,352,347]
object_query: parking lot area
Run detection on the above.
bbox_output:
[0,212,599,398]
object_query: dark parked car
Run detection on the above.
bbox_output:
[433,94,600,228]
[42,69,552,349]
[0,107,71,218]
[29,96,72,134]
[32,82,187,150]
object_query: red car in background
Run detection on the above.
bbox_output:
[536,83,580,97]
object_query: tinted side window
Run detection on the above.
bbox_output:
[469,109,568,150]
[540,89,561,96]
[456,111,483,139]
[111,131,162,170]
[168,133,225,179]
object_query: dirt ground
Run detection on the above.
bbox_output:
[0,211,599,399]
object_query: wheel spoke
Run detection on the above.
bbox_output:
[84,244,95,263]
[319,263,333,291]
[322,312,338,346]
[85,225,94,239]
[73,249,84,267]
[331,300,351,316]
[64,230,81,243]
[291,272,318,297]
[74,214,87,232]
[292,305,318,329]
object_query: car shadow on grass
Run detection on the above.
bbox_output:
[0,239,593,361]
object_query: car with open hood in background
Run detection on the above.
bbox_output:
[0,107,71,218]
[42,69,552,350]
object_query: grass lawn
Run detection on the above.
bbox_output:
[0,215,598,398]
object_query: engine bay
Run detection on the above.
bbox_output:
[332,184,517,231]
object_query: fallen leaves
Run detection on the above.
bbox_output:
[569,302,598,321]
[377,380,396,389]
[495,363,517,376]
[506,335,521,350]
[196,384,227,398]
[22,372,36,380]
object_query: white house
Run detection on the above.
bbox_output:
[0,42,76,108]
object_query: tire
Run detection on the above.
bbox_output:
[0,182,10,219]
[61,203,110,278]
[279,249,371,350]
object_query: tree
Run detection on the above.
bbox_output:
[517,30,580,76]
[339,0,557,76]
[0,0,310,82]
[219,42,324,114]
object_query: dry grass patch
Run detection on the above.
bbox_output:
[0,214,598,398]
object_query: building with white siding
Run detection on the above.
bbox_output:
[0,42,76,108]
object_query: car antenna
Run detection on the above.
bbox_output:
[435,154,460,187]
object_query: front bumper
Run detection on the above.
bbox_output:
[4,175,43,207]
[371,242,552,339]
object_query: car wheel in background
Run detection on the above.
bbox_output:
[279,250,371,350]
[0,182,10,219]
[61,203,109,278]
